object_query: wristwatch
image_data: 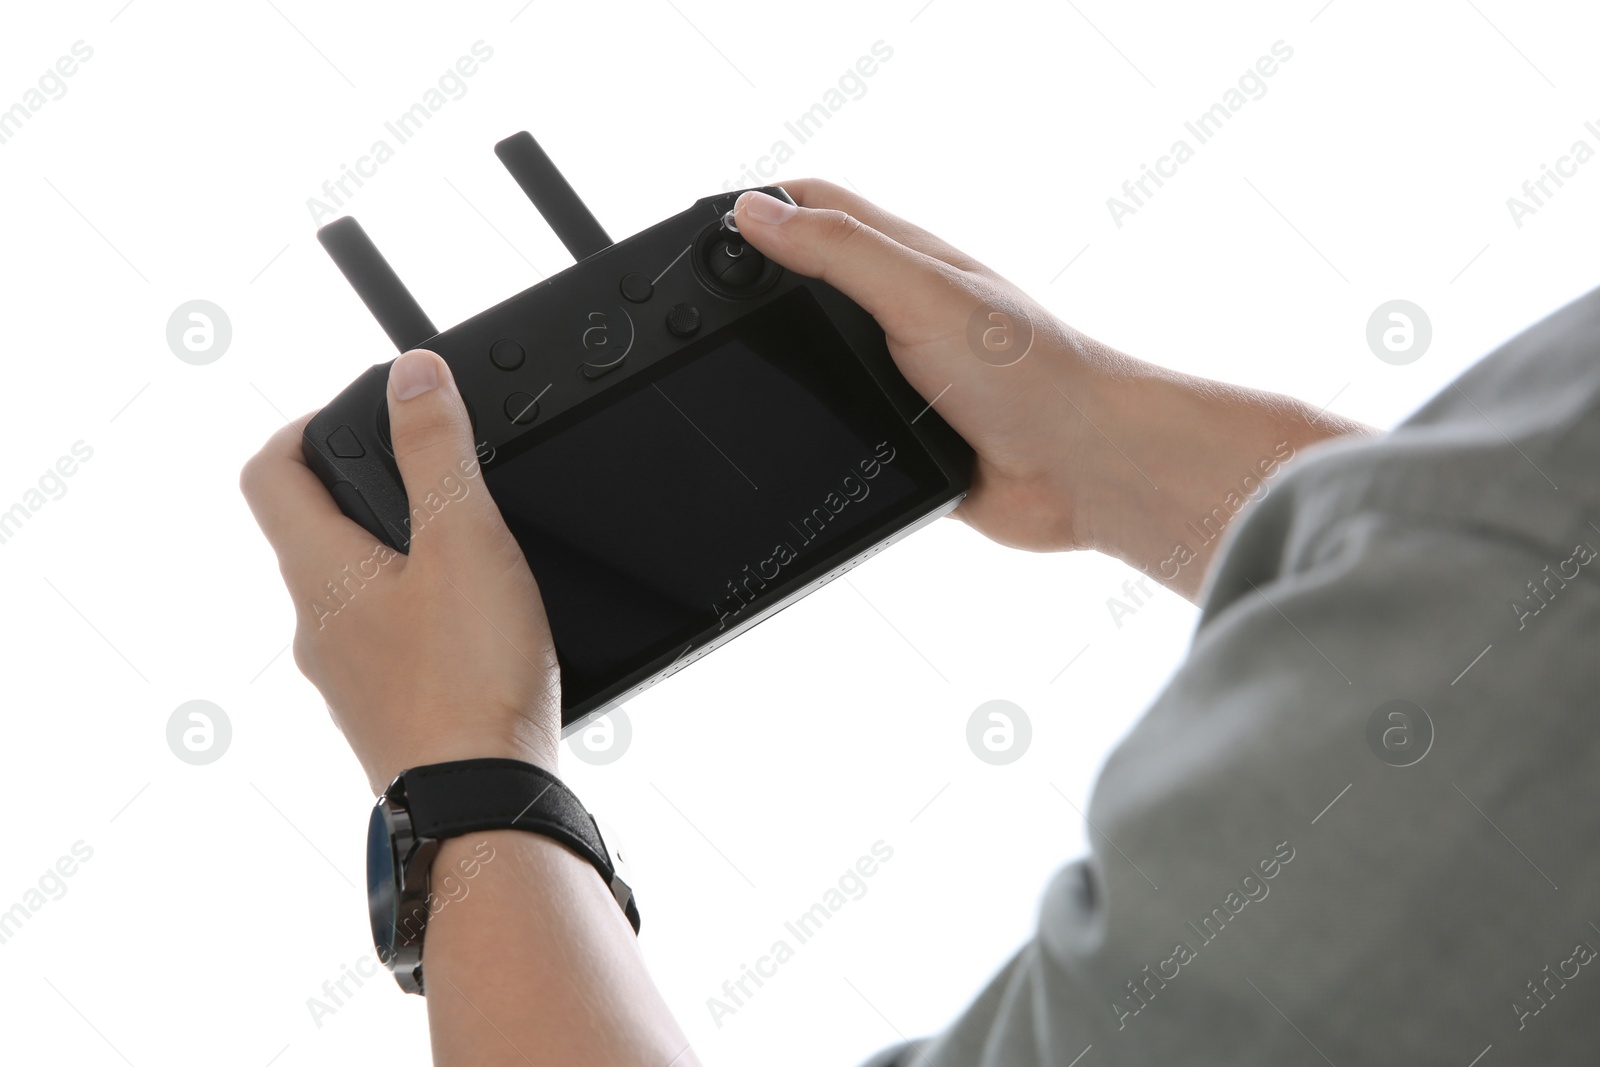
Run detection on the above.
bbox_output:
[367,757,640,994]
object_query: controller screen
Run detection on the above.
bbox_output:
[482,288,949,710]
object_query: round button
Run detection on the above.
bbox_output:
[504,391,540,425]
[490,339,525,371]
[666,303,701,338]
[619,273,653,303]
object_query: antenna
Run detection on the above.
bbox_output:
[494,131,612,261]
[316,216,438,352]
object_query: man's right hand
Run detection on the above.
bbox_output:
[735,182,1100,558]
[734,182,1371,602]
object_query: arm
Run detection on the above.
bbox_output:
[423,832,693,1066]
[1063,362,1372,600]
[240,351,696,1067]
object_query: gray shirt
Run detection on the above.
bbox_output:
[868,285,1600,1065]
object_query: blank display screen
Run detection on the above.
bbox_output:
[482,288,950,709]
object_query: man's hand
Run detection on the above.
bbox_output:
[735,182,1372,601]
[736,181,1095,557]
[240,349,560,793]
[242,351,695,1066]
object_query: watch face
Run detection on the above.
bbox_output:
[367,802,398,968]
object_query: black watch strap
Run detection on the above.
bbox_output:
[402,758,640,933]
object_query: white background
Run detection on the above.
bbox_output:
[0,1,1594,1065]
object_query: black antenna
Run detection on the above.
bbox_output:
[316,216,437,352]
[494,131,612,261]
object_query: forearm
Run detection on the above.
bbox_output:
[424,832,696,1067]
[1068,343,1375,601]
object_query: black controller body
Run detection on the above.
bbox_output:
[305,161,972,732]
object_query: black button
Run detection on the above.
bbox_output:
[504,391,540,425]
[581,359,624,381]
[619,273,653,302]
[327,425,365,459]
[666,303,701,338]
[490,339,525,370]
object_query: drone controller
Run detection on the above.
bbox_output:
[305,131,973,731]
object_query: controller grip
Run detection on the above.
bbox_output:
[302,362,415,552]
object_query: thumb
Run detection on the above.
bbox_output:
[386,349,504,557]
[733,190,969,350]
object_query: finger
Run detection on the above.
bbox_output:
[733,189,975,350]
[384,349,510,560]
[241,411,377,587]
[771,178,993,276]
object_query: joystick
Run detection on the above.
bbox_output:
[702,226,765,289]
[691,208,780,298]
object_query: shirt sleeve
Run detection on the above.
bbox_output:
[864,284,1600,1066]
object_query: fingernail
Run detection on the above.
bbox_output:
[738,190,798,225]
[390,350,440,400]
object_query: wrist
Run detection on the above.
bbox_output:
[365,723,559,795]
[1065,357,1370,601]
